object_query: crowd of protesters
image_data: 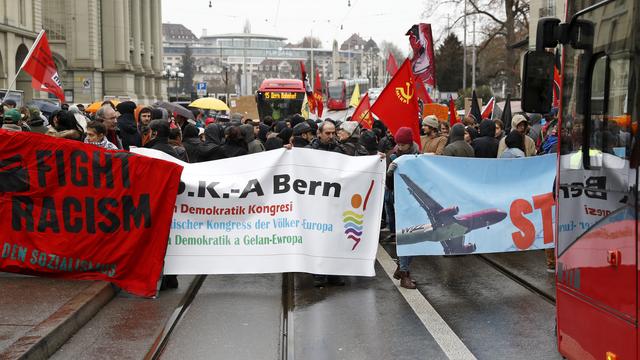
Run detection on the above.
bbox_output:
[0,97,560,290]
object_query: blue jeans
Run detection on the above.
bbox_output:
[399,256,413,272]
[384,189,395,233]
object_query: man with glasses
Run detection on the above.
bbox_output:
[95,105,123,149]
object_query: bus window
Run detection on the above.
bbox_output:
[560,19,635,170]
[588,55,632,165]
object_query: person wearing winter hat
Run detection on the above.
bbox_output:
[1,108,22,132]
[336,121,368,156]
[337,121,360,141]
[27,107,48,134]
[421,115,447,155]
[359,129,379,155]
[444,123,474,157]
[385,127,420,289]
[291,122,314,147]
[115,101,140,149]
[497,113,537,157]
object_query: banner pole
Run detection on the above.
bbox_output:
[1,30,45,104]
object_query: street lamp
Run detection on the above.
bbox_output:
[162,65,184,101]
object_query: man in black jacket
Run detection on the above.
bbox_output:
[471,119,499,158]
[116,101,141,150]
[291,122,314,147]
[306,121,343,153]
[145,119,180,289]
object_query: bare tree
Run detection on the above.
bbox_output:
[423,0,529,95]
[379,40,408,64]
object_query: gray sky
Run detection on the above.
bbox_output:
[161,0,455,53]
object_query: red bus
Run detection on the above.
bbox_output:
[523,0,637,358]
[326,78,369,111]
[255,79,306,121]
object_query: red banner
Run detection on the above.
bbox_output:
[352,93,373,129]
[299,61,316,114]
[407,24,436,89]
[21,31,65,103]
[0,130,183,297]
[313,69,323,118]
[371,59,421,148]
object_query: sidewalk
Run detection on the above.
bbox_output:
[0,273,115,359]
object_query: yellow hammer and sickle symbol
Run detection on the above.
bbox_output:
[395,82,414,101]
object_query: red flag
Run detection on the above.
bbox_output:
[386,51,398,76]
[448,96,458,126]
[0,130,183,297]
[299,61,315,113]
[406,24,436,89]
[414,80,433,104]
[552,66,561,108]
[313,69,323,118]
[21,31,65,103]
[481,97,495,120]
[352,93,373,129]
[371,59,421,148]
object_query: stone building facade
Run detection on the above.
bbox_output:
[0,0,165,105]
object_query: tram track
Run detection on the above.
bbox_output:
[477,254,556,305]
[145,275,207,360]
[144,273,294,360]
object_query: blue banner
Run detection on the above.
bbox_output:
[394,155,556,256]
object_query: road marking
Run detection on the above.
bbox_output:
[377,245,477,360]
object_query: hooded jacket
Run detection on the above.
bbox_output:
[471,120,499,158]
[116,101,141,150]
[240,124,265,154]
[443,124,474,157]
[181,125,202,163]
[199,124,227,161]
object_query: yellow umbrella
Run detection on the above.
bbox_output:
[85,99,121,113]
[189,97,230,112]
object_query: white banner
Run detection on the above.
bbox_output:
[131,148,385,276]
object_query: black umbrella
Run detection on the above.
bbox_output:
[501,94,512,134]
[25,99,61,117]
[152,101,195,120]
[470,90,482,123]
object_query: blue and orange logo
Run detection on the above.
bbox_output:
[343,180,375,250]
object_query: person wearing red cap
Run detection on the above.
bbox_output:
[385,127,419,289]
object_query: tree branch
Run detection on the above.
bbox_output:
[468,0,505,26]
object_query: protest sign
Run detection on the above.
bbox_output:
[131,148,386,276]
[0,130,182,297]
[394,154,556,256]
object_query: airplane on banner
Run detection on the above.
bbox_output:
[397,173,507,254]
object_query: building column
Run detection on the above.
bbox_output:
[130,0,146,103]
[101,0,136,100]
[140,0,154,102]
[150,0,163,101]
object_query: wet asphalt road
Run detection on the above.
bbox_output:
[49,248,560,359]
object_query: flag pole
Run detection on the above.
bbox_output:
[1,29,45,104]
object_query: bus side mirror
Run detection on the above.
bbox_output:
[570,19,594,51]
[521,51,555,114]
[536,17,561,51]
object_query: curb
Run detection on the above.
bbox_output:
[0,281,116,360]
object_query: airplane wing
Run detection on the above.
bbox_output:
[399,173,450,228]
